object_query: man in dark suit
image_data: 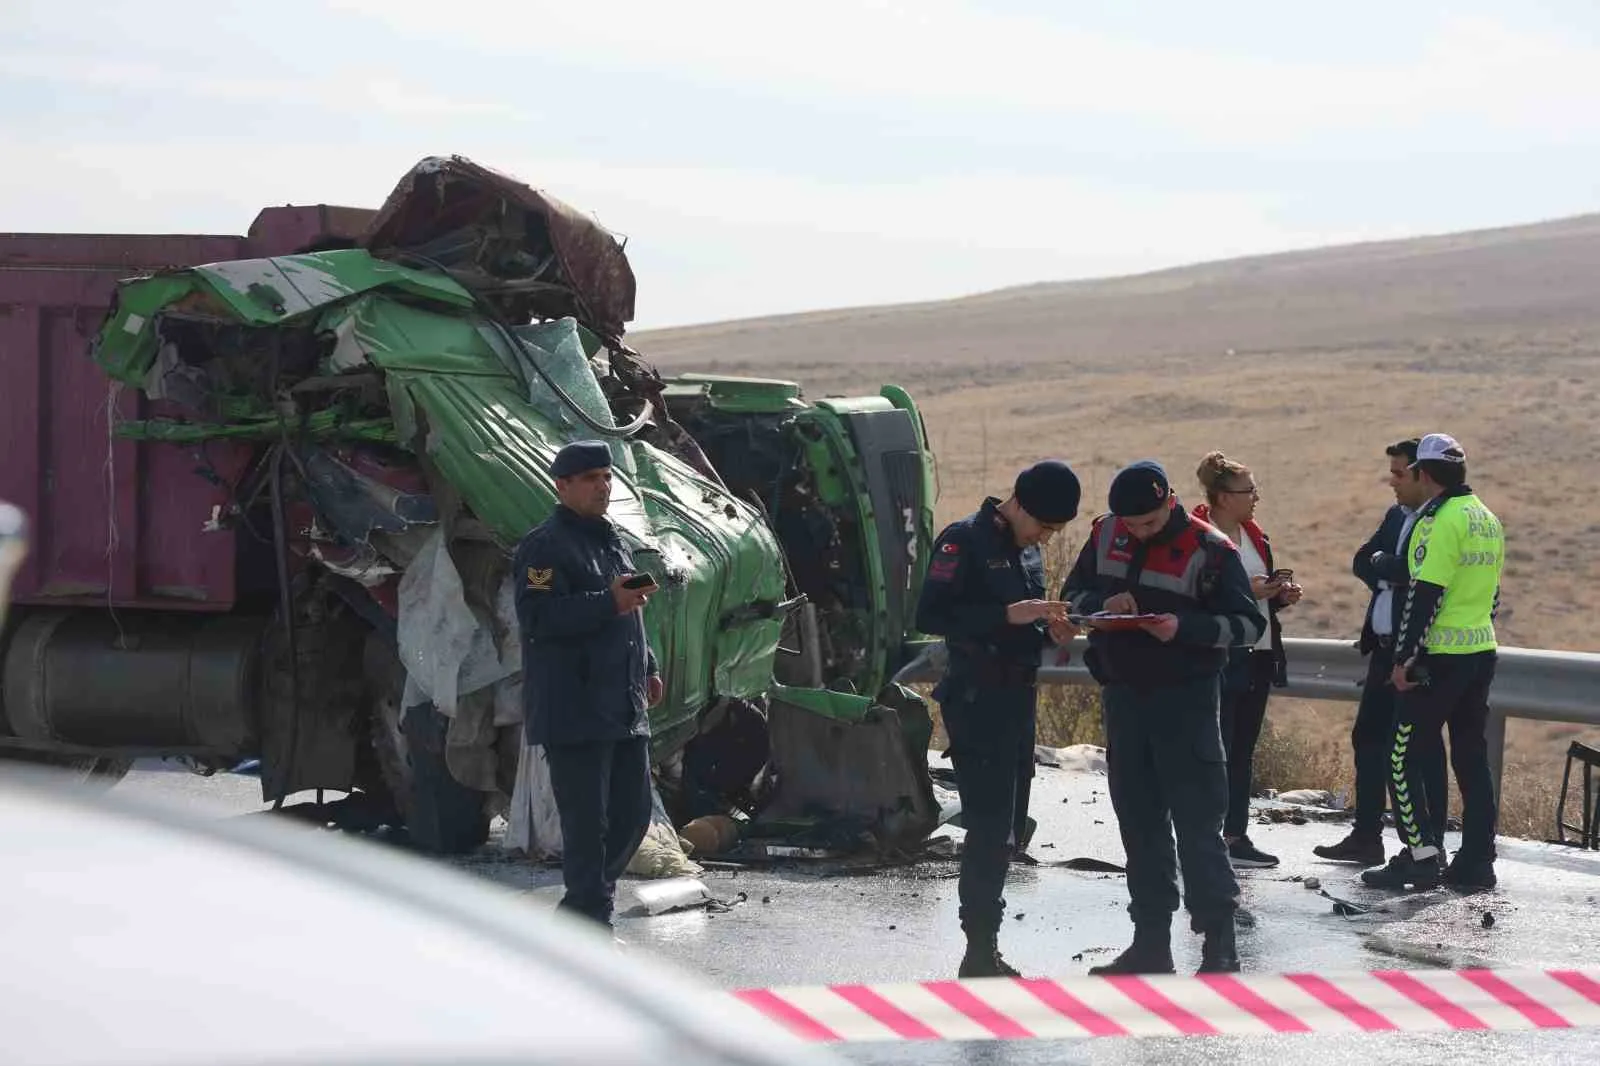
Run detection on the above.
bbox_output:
[1315,439,1449,866]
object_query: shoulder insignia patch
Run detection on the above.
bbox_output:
[526,566,554,591]
[941,541,960,554]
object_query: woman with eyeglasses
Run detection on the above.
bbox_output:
[1192,452,1304,869]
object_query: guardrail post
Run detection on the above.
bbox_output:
[1486,707,1508,803]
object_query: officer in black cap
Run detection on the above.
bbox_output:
[915,459,1082,978]
[513,440,664,933]
[1061,460,1264,975]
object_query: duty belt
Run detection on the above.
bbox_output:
[950,641,1038,687]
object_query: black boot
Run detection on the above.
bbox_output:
[1089,926,1174,975]
[1313,830,1385,866]
[1360,851,1442,890]
[1443,855,1497,890]
[1198,920,1240,974]
[958,933,1021,979]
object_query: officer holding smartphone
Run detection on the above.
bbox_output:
[513,440,663,932]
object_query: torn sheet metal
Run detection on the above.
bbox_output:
[300,447,438,546]
[360,155,637,341]
[754,683,940,852]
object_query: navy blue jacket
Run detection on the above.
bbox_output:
[1353,503,1411,654]
[512,506,658,746]
[915,497,1049,688]
[1061,504,1265,688]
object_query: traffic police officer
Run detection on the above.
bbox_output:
[513,440,664,931]
[1363,433,1505,892]
[1061,460,1264,975]
[915,459,1082,978]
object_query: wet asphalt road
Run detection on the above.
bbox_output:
[116,759,1600,1066]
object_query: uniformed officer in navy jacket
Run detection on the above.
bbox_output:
[513,440,663,931]
[915,460,1082,978]
[1062,460,1264,975]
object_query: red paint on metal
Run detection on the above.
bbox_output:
[0,206,373,611]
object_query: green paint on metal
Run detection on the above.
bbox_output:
[809,400,893,696]
[879,384,938,630]
[663,373,807,414]
[115,414,396,444]
[90,252,791,755]
[91,251,476,385]
[770,683,877,723]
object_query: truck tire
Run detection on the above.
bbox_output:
[363,635,490,855]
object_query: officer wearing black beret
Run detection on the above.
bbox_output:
[1062,460,1264,974]
[915,459,1082,978]
[513,440,663,933]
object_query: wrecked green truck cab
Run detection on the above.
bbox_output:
[81,156,942,859]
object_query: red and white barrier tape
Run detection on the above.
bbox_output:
[730,968,1600,1043]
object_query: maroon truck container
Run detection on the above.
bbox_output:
[0,206,373,611]
[0,206,379,788]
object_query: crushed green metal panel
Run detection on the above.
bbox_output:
[115,413,395,444]
[878,384,938,634]
[91,250,476,385]
[769,683,876,723]
[94,275,204,384]
[798,403,892,694]
[90,253,794,753]
[664,373,806,414]
[191,251,474,325]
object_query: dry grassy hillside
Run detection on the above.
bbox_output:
[635,212,1600,834]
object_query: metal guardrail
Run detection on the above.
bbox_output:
[895,637,1600,795]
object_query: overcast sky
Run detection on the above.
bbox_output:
[5,1,1600,328]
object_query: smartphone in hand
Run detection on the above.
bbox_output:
[621,572,658,590]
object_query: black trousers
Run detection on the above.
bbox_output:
[545,737,653,927]
[941,680,1036,938]
[1392,651,1498,862]
[1352,643,1448,843]
[1219,650,1276,839]
[1103,677,1239,933]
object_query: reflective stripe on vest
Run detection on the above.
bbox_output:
[1093,516,1211,600]
[1407,493,1504,655]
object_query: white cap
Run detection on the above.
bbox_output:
[1411,433,1466,467]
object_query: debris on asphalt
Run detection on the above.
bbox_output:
[1053,856,1126,873]
[1033,744,1107,773]
[628,877,714,916]
[1482,911,1496,928]
[705,891,749,914]
[1275,789,1336,808]
[1304,876,1322,891]
[1318,888,1387,918]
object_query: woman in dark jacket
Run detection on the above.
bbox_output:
[1192,452,1303,869]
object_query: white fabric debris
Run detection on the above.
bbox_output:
[504,744,700,879]
[396,529,519,718]
[505,743,564,860]
[625,786,703,878]
[1274,788,1337,808]
[1034,744,1108,774]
